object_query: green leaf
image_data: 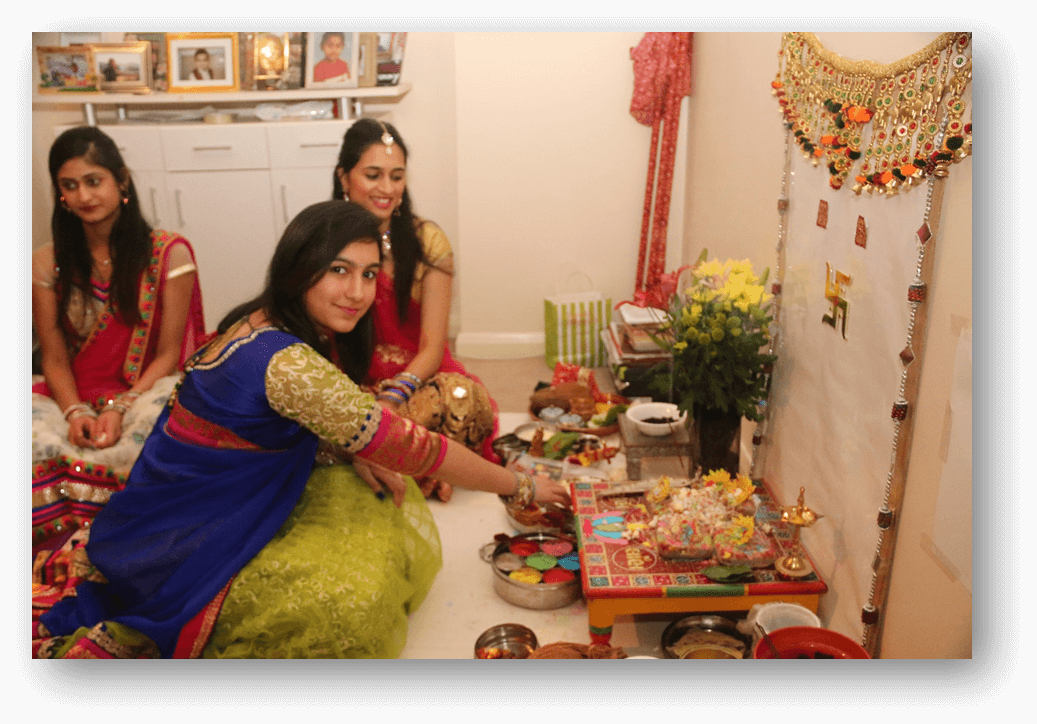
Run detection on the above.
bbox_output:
[702,565,753,582]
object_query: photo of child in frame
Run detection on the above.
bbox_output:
[304,32,358,89]
[312,32,351,82]
[179,46,226,81]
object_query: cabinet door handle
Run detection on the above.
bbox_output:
[280,185,288,224]
[299,143,338,149]
[192,145,233,152]
[149,188,159,225]
[175,189,185,228]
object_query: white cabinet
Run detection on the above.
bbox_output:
[266,121,349,237]
[55,118,354,328]
[101,125,170,229]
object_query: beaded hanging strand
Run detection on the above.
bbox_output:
[747,123,793,481]
[859,116,949,658]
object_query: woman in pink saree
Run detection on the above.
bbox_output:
[32,126,207,554]
[333,119,499,501]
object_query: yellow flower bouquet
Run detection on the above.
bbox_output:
[651,251,778,423]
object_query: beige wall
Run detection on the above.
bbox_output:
[30,30,971,657]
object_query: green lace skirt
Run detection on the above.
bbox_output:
[203,464,442,658]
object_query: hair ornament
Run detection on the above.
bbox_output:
[377,121,395,155]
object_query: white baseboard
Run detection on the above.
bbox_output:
[454,332,545,360]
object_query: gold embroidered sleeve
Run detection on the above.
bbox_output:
[265,343,381,453]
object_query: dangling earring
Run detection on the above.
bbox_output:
[122,195,129,205]
[59,196,70,211]
[343,191,350,202]
[393,204,402,217]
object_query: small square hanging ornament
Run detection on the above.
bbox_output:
[817,199,829,228]
[855,215,867,248]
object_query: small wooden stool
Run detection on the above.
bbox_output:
[618,414,691,480]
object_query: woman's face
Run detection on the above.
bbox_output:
[55,156,124,228]
[338,143,406,231]
[303,239,381,335]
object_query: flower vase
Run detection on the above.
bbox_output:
[692,406,742,475]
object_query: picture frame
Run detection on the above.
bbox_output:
[166,32,240,93]
[124,33,168,92]
[90,41,152,93]
[375,32,406,86]
[357,33,378,87]
[36,45,97,93]
[304,32,359,89]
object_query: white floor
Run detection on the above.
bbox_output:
[400,412,688,660]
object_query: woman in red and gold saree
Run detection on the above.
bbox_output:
[333,119,500,502]
[32,127,207,555]
[32,201,570,659]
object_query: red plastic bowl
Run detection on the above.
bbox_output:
[753,626,870,659]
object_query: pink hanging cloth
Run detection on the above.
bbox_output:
[629,32,693,305]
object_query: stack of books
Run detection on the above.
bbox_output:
[602,305,672,366]
[600,305,673,399]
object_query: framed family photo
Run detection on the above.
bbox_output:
[36,46,97,93]
[90,41,152,93]
[166,33,240,93]
[124,33,169,91]
[304,32,359,89]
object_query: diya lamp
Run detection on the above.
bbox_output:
[775,486,823,578]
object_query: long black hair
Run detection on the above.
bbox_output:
[218,200,382,384]
[332,117,431,323]
[48,126,152,331]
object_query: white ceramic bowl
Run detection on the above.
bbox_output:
[754,602,822,633]
[626,402,688,437]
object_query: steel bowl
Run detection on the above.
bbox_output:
[474,623,539,659]
[660,614,751,659]
[480,531,581,610]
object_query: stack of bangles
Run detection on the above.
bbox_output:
[64,390,142,422]
[376,372,423,406]
[499,471,537,508]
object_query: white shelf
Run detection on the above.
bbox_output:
[33,83,412,123]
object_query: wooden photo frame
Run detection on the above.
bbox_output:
[36,45,97,93]
[166,32,240,93]
[304,32,359,89]
[357,33,378,87]
[90,41,152,93]
[124,33,168,91]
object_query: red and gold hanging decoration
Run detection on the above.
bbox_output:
[630,32,693,300]
[772,32,972,194]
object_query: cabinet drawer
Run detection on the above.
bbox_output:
[161,125,270,171]
[266,120,352,169]
[98,125,167,171]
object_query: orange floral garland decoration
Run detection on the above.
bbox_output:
[772,32,972,194]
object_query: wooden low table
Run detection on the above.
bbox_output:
[570,478,828,645]
[618,413,692,480]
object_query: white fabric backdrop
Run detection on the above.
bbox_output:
[760,150,928,639]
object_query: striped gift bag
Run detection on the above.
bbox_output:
[544,291,612,369]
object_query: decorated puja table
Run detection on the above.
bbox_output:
[570,477,827,645]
